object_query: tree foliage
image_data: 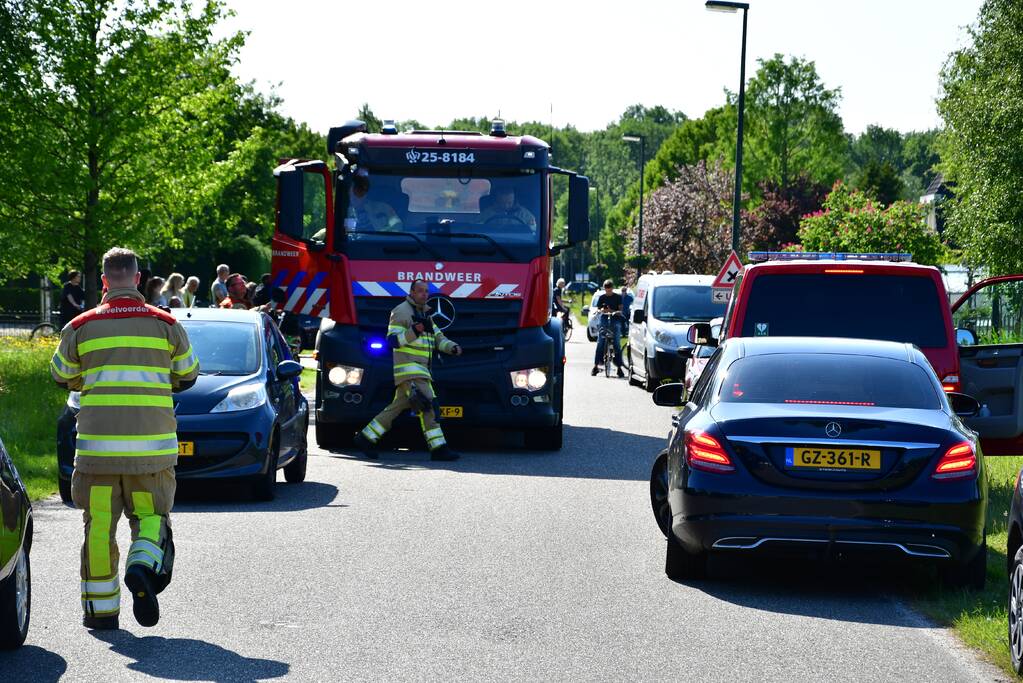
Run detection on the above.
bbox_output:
[938,0,1023,274]
[743,176,828,251]
[797,182,945,265]
[723,54,846,194]
[639,161,751,275]
[0,0,247,305]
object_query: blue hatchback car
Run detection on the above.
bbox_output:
[57,308,309,502]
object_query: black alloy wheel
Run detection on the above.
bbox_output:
[284,415,309,483]
[251,432,279,502]
[1011,546,1023,674]
[642,354,657,393]
[649,452,672,537]
[0,531,31,649]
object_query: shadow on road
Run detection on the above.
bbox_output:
[320,424,665,482]
[91,629,289,682]
[0,645,68,682]
[681,552,954,627]
[174,480,340,513]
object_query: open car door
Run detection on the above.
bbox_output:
[952,274,1023,454]
[271,159,348,322]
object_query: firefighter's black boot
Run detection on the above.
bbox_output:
[353,433,379,460]
[83,614,119,630]
[124,564,160,627]
[430,445,460,462]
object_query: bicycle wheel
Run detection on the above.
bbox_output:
[604,335,613,377]
[30,323,57,339]
[563,317,573,342]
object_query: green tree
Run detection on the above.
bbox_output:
[938,0,1023,274]
[724,54,846,195]
[0,0,246,305]
[857,160,904,206]
[797,182,945,265]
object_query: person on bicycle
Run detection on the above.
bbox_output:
[592,279,624,377]
[552,278,568,316]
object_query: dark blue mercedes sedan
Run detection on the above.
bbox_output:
[650,337,987,588]
[57,308,309,502]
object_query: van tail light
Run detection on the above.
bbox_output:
[941,375,960,393]
[684,431,735,473]
[932,442,977,480]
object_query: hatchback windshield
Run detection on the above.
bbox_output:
[346,171,542,244]
[739,274,947,347]
[181,321,261,376]
[652,285,725,322]
[718,353,942,409]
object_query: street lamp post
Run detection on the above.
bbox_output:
[706,0,749,254]
[622,134,646,255]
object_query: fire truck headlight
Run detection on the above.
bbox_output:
[328,365,364,387]
[509,368,548,392]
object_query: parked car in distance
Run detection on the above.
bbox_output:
[565,280,598,298]
[692,252,1023,456]
[57,308,309,502]
[650,336,988,589]
[681,316,723,398]
[627,274,726,392]
[0,436,31,649]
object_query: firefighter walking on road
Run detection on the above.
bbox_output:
[354,279,462,461]
[51,247,199,630]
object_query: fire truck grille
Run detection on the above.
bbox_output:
[356,297,522,348]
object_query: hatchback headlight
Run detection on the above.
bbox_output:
[510,367,548,391]
[327,364,364,387]
[210,383,267,413]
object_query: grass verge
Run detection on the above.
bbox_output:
[0,338,65,500]
[910,454,1023,675]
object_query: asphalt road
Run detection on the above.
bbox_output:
[1,335,1008,681]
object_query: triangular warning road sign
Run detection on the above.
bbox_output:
[712,250,744,289]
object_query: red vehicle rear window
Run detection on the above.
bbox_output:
[739,274,947,348]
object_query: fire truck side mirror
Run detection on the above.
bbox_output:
[277,168,304,239]
[567,174,590,246]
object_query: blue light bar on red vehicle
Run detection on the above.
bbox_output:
[747,252,913,263]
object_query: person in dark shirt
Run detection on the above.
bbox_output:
[60,271,85,328]
[252,273,273,307]
[592,279,624,377]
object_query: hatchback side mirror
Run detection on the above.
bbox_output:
[948,391,981,418]
[277,360,303,380]
[687,323,716,346]
[652,383,686,407]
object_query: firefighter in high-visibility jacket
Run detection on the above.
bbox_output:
[354,279,462,461]
[50,247,199,631]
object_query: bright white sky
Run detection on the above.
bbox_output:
[219,0,982,137]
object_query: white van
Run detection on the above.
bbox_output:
[627,273,726,391]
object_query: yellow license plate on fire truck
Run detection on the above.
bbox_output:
[440,407,463,418]
[178,441,194,456]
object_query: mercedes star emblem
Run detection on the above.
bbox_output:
[825,422,842,438]
[427,296,456,331]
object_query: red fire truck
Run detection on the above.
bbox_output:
[270,119,590,451]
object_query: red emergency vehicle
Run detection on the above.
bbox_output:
[271,120,590,450]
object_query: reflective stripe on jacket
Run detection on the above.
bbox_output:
[51,288,200,475]
[387,298,457,384]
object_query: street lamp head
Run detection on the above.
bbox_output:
[706,1,748,12]
[622,135,644,143]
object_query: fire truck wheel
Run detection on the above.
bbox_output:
[316,421,356,451]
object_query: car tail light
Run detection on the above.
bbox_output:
[684,431,735,473]
[941,375,960,393]
[932,442,977,480]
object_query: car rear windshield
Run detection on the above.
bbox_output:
[739,273,948,347]
[718,353,942,409]
[181,320,261,375]
[652,286,726,322]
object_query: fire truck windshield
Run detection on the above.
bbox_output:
[344,170,542,245]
